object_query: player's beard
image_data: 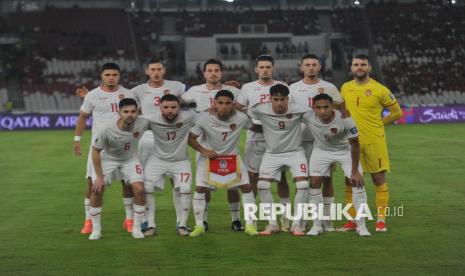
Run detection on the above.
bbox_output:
[163,113,178,122]
[354,71,368,81]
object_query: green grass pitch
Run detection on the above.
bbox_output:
[0,124,464,275]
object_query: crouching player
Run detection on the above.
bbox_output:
[143,94,195,236]
[188,90,260,237]
[89,98,148,240]
[305,94,370,236]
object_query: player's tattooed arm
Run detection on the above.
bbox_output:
[349,137,364,188]
[91,147,105,194]
[188,132,218,159]
[383,103,403,125]
[73,111,90,155]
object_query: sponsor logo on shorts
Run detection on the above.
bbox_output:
[133,132,140,138]
[365,90,372,96]
[118,94,125,100]
[229,123,237,130]
[176,123,183,128]
[318,87,325,93]
[330,127,338,133]
[350,127,358,134]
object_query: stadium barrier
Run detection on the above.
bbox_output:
[1,106,465,130]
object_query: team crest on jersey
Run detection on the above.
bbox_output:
[365,90,372,96]
[163,89,170,95]
[229,123,237,131]
[219,160,228,169]
[286,114,293,119]
[176,122,183,128]
[330,128,338,134]
[318,87,325,94]
[118,94,125,100]
[133,132,140,138]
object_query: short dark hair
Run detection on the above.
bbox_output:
[269,84,289,97]
[203,59,223,71]
[255,55,274,66]
[160,94,179,104]
[313,93,333,104]
[301,54,320,62]
[353,54,370,63]
[100,62,120,73]
[215,90,235,101]
[146,57,165,67]
[119,98,138,109]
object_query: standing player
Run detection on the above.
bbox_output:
[248,84,310,236]
[289,54,349,232]
[305,94,370,236]
[182,59,244,231]
[73,63,135,234]
[143,95,195,236]
[89,98,148,240]
[340,54,403,232]
[187,90,260,237]
[131,58,186,230]
[235,55,291,231]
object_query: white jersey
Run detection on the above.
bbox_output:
[145,110,196,162]
[248,102,311,154]
[131,80,185,116]
[289,79,343,143]
[182,83,240,112]
[93,117,149,161]
[237,80,287,142]
[80,85,133,136]
[191,111,253,155]
[305,110,358,152]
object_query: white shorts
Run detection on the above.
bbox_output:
[196,155,250,190]
[302,141,314,163]
[138,131,155,167]
[309,148,362,177]
[245,140,266,173]
[86,145,123,181]
[143,156,192,193]
[259,149,308,181]
[92,158,144,186]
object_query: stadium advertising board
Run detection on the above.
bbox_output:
[0,113,92,130]
[1,106,465,130]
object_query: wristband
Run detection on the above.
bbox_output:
[74,136,81,142]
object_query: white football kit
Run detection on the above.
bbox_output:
[248,102,311,180]
[236,80,287,173]
[289,79,343,161]
[80,85,133,178]
[191,111,253,190]
[131,80,185,166]
[305,110,362,177]
[91,117,149,185]
[143,110,195,193]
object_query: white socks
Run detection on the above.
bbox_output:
[352,187,368,226]
[84,198,91,220]
[193,192,206,227]
[242,192,255,225]
[258,180,277,226]
[89,206,102,233]
[145,194,156,228]
[133,204,145,232]
[123,197,134,220]
[179,192,191,228]
[309,188,323,228]
[230,202,240,222]
[173,189,181,224]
